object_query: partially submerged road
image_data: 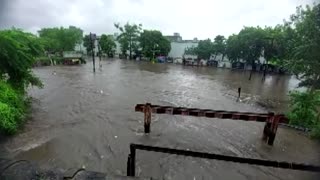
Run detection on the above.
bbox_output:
[1,59,319,179]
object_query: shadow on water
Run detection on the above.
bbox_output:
[0,59,319,180]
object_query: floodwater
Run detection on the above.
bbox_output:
[1,59,319,179]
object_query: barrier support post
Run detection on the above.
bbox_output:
[144,103,152,133]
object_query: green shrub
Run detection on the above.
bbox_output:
[287,90,320,139]
[311,123,320,139]
[0,81,25,110]
[0,81,26,134]
[0,102,20,134]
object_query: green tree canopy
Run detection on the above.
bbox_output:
[99,34,116,57]
[212,35,226,60]
[114,23,142,59]
[184,39,213,60]
[237,26,266,65]
[38,26,83,54]
[0,29,43,89]
[197,39,213,60]
[83,34,94,55]
[284,4,320,89]
[226,34,241,62]
[139,30,171,59]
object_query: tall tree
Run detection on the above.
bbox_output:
[99,34,116,57]
[0,29,43,89]
[285,4,320,89]
[197,39,213,60]
[114,23,142,59]
[225,34,242,62]
[38,26,83,55]
[237,26,266,79]
[139,30,171,59]
[212,35,226,61]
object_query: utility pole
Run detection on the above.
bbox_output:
[90,32,96,72]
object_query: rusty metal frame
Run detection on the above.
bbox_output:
[127,143,320,177]
[135,103,289,145]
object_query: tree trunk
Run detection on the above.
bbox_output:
[249,70,253,80]
[249,60,255,80]
[221,54,225,62]
[263,59,268,79]
[213,53,217,61]
[129,36,132,60]
[48,53,54,66]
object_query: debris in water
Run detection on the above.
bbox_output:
[114,135,118,138]
[100,155,104,159]
[82,165,86,169]
[100,90,103,94]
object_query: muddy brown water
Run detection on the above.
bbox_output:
[1,59,319,179]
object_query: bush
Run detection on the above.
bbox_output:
[0,81,26,134]
[287,90,320,139]
[0,102,20,134]
[311,123,320,139]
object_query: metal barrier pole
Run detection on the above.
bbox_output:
[129,144,136,176]
[144,103,152,133]
[268,115,280,145]
[127,155,132,176]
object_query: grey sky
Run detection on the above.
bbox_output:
[0,0,316,39]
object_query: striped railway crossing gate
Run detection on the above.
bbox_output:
[135,103,290,146]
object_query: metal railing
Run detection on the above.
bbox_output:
[127,143,320,177]
[135,103,288,145]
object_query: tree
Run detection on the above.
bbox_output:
[285,4,320,89]
[114,23,142,59]
[0,29,43,89]
[139,30,171,59]
[196,39,213,59]
[212,35,226,61]
[184,46,197,56]
[83,34,94,55]
[184,39,213,59]
[226,34,242,62]
[237,26,266,79]
[284,4,320,138]
[38,26,83,55]
[99,34,116,57]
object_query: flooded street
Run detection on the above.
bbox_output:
[1,59,319,179]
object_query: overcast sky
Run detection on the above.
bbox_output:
[0,0,316,39]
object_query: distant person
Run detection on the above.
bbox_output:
[183,57,186,66]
